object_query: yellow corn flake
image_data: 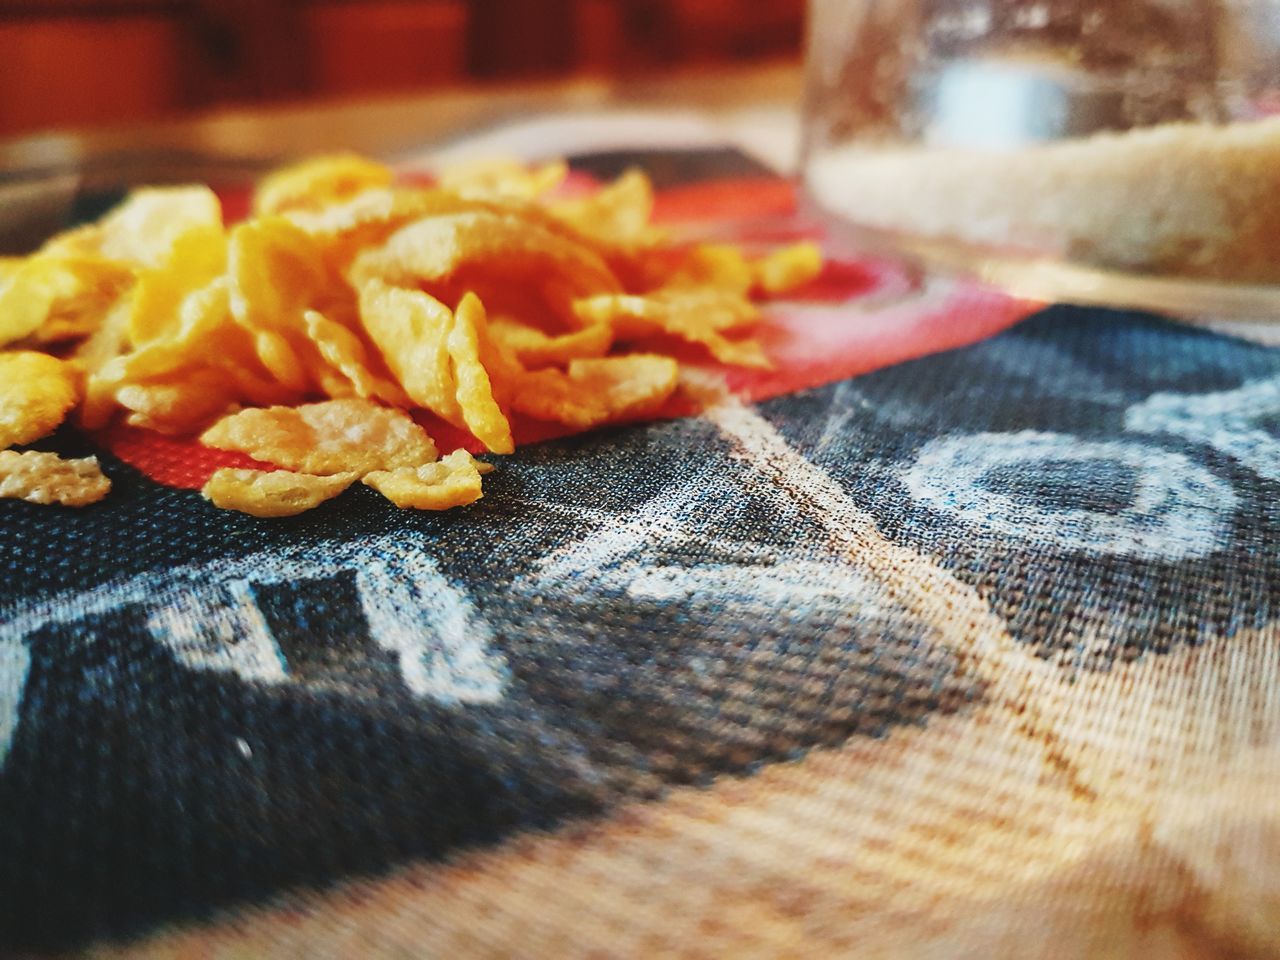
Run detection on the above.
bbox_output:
[302,309,410,406]
[72,291,134,377]
[115,368,239,435]
[87,278,296,432]
[549,168,655,247]
[357,280,461,423]
[436,158,567,201]
[201,397,437,476]
[489,317,612,369]
[363,449,485,511]
[350,212,621,300]
[92,281,254,410]
[668,244,754,295]
[0,351,80,449]
[253,153,394,216]
[227,217,329,317]
[202,467,357,518]
[0,450,110,507]
[512,354,678,429]
[227,217,336,392]
[573,289,768,368]
[286,188,429,238]
[754,242,823,295]
[0,257,86,347]
[128,225,228,346]
[449,294,514,455]
[9,255,133,348]
[285,188,461,270]
[85,187,222,269]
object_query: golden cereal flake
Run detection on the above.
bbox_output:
[200,397,437,476]
[0,351,80,449]
[0,450,110,506]
[362,449,485,510]
[202,467,356,518]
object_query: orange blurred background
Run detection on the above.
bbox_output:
[0,1,806,138]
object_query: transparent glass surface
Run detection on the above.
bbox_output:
[802,0,1280,317]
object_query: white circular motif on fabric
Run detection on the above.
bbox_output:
[1125,376,1280,484]
[900,431,1236,559]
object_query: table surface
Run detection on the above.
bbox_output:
[0,61,804,186]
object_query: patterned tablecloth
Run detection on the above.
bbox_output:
[3,118,1280,959]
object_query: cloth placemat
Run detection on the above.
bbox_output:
[3,128,1279,959]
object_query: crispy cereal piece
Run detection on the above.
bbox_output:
[489,317,612,369]
[0,351,80,448]
[0,450,110,506]
[202,467,357,518]
[350,212,621,299]
[128,224,228,345]
[548,168,655,247]
[754,242,823,295]
[72,290,134,377]
[449,294,514,455]
[357,280,461,423]
[302,309,410,406]
[512,354,678,429]
[574,289,769,368]
[253,153,394,216]
[667,244,754,295]
[200,397,437,476]
[363,449,485,510]
[46,187,223,270]
[227,217,336,392]
[115,368,239,435]
[0,257,86,347]
[86,278,291,432]
[436,158,567,201]
[285,187,470,271]
[3,254,133,348]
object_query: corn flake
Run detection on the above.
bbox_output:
[228,217,339,392]
[115,368,239,435]
[0,257,86,347]
[549,169,655,247]
[202,467,356,518]
[128,224,228,346]
[574,289,768,368]
[0,450,110,506]
[754,242,823,295]
[436,158,568,201]
[200,397,437,476]
[59,187,223,270]
[449,293,514,454]
[253,153,394,216]
[7,255,132,347]
[358,280,461,423]
[0,351,80,448]
[668,244,754,295]
[303,308,409,406]
[350,212,620,300]
[489,317,612,368]
[72,291,134,378]
[512,354,678,429]
[363,449,485,510]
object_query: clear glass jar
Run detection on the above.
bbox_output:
[801,0,1280,316]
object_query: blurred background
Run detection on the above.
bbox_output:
[0,0,806,138]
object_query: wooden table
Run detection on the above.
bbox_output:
[0,61,803,189]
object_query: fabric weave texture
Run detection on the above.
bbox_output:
[2,148,1279,958]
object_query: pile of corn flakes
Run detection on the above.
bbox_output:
[0,154,820,517]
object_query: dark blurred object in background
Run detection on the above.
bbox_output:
[0,0,805,137]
